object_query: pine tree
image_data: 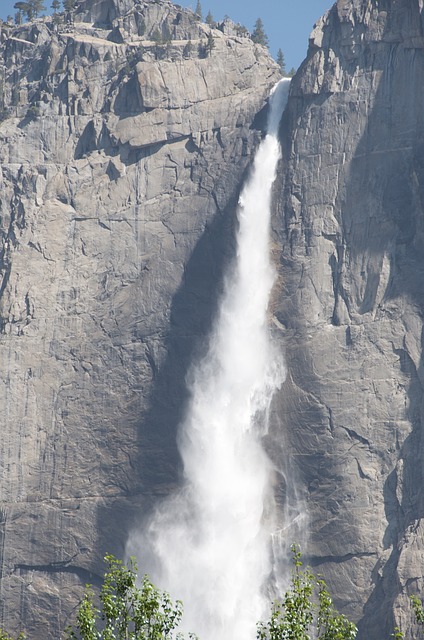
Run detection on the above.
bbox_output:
[236,23,248,37]
[205,10,214,26]
[51,0,61,12]
[183,38,193,58]
[197,39,206,58]
[151,28,162,44]
[31,0,46,17]
[251,17,268,47]
[15,0,46,18]
[14,2,32,20]
[206,32,215,56]
[276,48,286,75]
[195,0,202,21]
[63,0,76,11]
[63,0,76,24]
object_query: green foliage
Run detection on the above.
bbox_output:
[206,32,214,57]
[205,11,214,27]
[66,554,191,640]
[390,595,424,638]
[316,578,357,640]
[287,67,296,78]
[14,2,32,20]
[276,49,286,75]
[51,0,61,12]
[26,103,40,120]
[197,40,204,58]
[31,0,46,16]
[235,23,248,37]
[251,17,268,47]
[151,28,162,44]
[15,0,46,19]
[183,39,193,58]
[63,0,76,11]
[0,630,25,640]
[194,0,202,21]
[411,594,424,626]
[257,546,357,640]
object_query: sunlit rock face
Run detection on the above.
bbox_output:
[5,0,424,637]
[0,0,279,635]
[273,0,424,637]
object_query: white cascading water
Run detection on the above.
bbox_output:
[128,78,291,640]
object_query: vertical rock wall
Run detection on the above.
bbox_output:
[273,0,424,637]
[0,3,280,635]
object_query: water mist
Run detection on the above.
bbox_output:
[128,78,291,640]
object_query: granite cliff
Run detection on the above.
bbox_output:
[0,1,279,635]
[273,0,424,637]
[3,0,424,638]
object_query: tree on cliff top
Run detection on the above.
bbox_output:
[15,0,46,19]
[31,0,46,16]
[206,32,215,56]
[13,2,29,20]
[205,10,214,27]
[63,0,77,12]
[276,48,286,75]
[251,17,268,47]
[13,1,46,20]
[195,0,202,21]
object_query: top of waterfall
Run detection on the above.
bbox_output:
[267,79,291,137]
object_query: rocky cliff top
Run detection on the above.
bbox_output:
[0,0,275,130]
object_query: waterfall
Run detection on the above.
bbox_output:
[128,78,291,640]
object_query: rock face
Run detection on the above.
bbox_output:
[4,0,424,637]
[272,0,424,637]
[0,1,279,636]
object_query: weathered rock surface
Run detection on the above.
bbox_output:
[273,0,424,637]
[0,1,279,636]
[6,0,424,637]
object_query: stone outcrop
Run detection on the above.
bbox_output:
[272,0,424,637]
[0,1,279,636]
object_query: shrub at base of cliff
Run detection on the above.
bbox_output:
[67,548,356,640]
[2,549,424,639]
[257,546,357,640]
[65,554,195,640]
[0,631,25,640]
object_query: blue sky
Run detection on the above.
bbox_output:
[0,0,334,69]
